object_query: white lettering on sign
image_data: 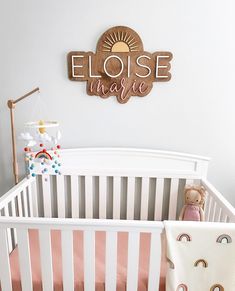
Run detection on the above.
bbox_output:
[103,55,124,78]
[156,55,170,79]
[72,55,84,78]
[88,55,101,78]
[135,55,151,78]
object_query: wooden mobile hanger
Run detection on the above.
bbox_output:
[7,87,40,184]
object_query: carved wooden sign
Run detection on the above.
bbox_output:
[67,26,173,104]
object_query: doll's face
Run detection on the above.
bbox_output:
[186,190,202,205]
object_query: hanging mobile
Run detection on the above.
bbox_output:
[18,93,62,178]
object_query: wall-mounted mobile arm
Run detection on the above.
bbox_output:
[7,87,40,184]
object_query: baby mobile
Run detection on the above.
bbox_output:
[18,92,62,178]
[20,121,62,177]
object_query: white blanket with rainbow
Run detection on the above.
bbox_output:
[164,221,235,291]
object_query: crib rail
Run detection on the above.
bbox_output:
[0,217,163,291]
[202,179,235,223]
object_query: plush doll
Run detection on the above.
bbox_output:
[179,185,206,221]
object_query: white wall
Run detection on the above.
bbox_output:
[0,0,235,206]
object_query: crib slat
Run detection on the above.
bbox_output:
[17,192,23,217]
[11,198,16,217]
[154,178,164,221]
[71,175,79,218]
[99,176,107,219]
[84,230,95,291]
[16,229,33,291]
[22,188,29,217]
[31,178,38,217]
[140,177,149,220]
[168,179,179,220]
[4,206,13,253]
[214,207,222,222]
[207,198,213,222]
[85,176,93,218]
[42,175,52,217]
[39,230,53,291]
[127,177,135,220]
[210,200,217,222]
[113,176,121,219]
[127,232,140,291]
[105,231,117,291]
[205,195,212,221]
[57,175,65,218]
[27,185,33,217]
[220,212,228,222]
[204,194,210,220]
[0,228,12,291]
[11,198,17,245]
[148,232,161,291]
[61,230,74,291]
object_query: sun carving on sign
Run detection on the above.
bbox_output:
[102,31,139,52]
[97,26,144,53]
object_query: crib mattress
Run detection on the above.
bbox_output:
[9,230,166,291]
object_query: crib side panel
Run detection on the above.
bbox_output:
[0,177,35,254]
[0,218,164,291]
[202,179,235,223]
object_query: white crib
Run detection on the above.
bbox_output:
[0,148,234,291]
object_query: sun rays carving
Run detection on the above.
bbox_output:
[102,31,139,52]
[96,26,144,53]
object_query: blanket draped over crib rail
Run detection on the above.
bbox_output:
[164,221,235,291]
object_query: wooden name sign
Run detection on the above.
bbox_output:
[67,26,173,104]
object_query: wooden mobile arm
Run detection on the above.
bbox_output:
[7,87,40,184]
